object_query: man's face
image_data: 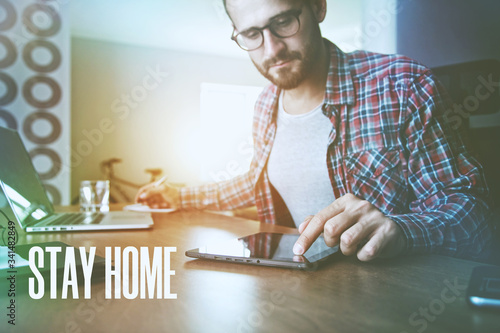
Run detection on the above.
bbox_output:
[227,0,324,90]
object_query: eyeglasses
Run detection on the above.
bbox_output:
[231,8,302,51]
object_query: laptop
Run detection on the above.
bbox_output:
[0,127,153,232]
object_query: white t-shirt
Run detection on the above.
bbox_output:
[267,93,336,228]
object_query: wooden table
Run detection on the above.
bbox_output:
[2,209,500,333]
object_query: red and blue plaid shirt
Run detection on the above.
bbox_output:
[180,40,492,258]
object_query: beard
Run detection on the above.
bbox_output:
[251,39,317,90]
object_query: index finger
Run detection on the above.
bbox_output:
[135,183,156,203]
[293,199,345,255]
[135,188,146,203]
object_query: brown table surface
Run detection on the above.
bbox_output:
[2,207,500,333]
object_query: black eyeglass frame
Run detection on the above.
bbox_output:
[231,8,303,51]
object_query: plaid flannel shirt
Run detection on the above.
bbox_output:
[180,40,492,258]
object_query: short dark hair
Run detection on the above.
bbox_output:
[223,0,312,13]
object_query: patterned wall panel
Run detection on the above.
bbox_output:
[0,0,70,204]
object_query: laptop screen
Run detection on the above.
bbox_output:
[0,127,55,227]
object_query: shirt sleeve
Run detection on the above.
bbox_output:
[178,171,256,211]
[388,69,493,259]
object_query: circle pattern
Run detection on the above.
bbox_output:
[22,4,61,37]
[2,2,67,204]
[29,147,62,180]
[23,110,61,144]
[22,75,61,108]
[0,35,17,68]
[0,0,16,31]
[0,72,17,105]
[23,39,61,73]
[0,109,17,129]
[43,183,62,205]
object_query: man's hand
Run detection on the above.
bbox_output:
[293,193,406,261]
[135,182,180,209]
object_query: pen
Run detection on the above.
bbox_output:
[137,175,169,202]
[154,175,169,187]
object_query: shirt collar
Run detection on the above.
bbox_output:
[323,39,355,107]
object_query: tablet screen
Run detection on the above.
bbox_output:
[190,232,338,264]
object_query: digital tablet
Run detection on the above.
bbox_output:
[185,232,339,270]
[467,265,500,309]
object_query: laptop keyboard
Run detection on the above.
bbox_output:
[37,212,105,226]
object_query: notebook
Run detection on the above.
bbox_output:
[0,127,153,232]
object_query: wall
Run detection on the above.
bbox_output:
[70,37,268,201]
[396,0,500,67]
[359,0,397,54]
[396,0,500,208]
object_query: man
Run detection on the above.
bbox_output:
[137,0,492,261]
